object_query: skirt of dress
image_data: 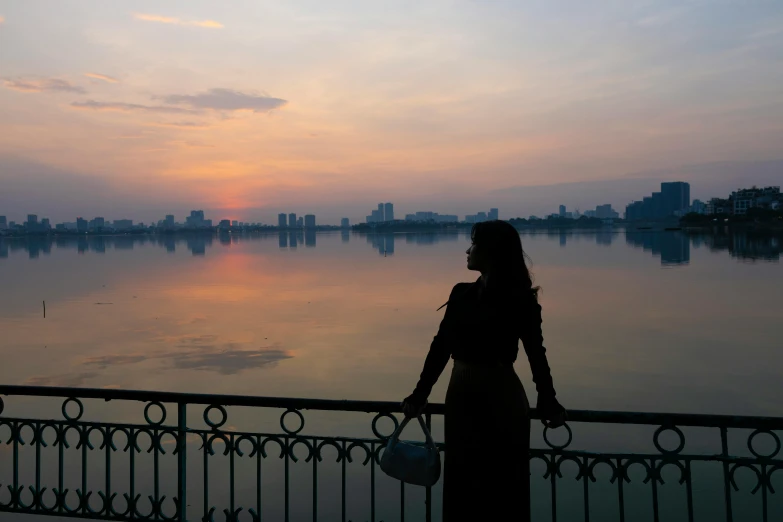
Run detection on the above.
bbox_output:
[443,359,531,522]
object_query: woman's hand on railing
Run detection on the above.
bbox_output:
[537,395,568,429]
[401,392,428,419]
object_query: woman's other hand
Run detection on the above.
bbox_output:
[401,392,427,419]
[537,395,568,429]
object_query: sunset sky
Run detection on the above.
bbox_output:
[1,0,782,224]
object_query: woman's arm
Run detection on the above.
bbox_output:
[405,284,462,405]
[519,301,557,399]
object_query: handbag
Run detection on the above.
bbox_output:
[380,416,441,487]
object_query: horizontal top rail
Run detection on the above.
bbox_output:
[1,384,782,430]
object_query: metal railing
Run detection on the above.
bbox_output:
[0,385,781,521]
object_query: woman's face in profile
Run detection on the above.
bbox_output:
[466,240,488,272]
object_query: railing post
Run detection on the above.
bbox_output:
[425,412,432,522]
[178,402,187,522]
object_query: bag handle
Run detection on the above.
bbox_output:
[388,416,438,453]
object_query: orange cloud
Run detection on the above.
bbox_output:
[147,121,211,129]
[133,13,223,28]
[0,16,5,24]
[71,100,197,114]
[84,72,119,83]
[2,77,85,93]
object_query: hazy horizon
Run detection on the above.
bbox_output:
[2,1,782,224]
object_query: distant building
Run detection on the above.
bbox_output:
[41,218,50,229]
[288,213,297,228]
[595,204,619,219]
[77,217,88,232]
[304,214,316,228]
[164,215,175,227]
[113,219,133,230]
[489,208,499,221]
[27,214,38,226]
[231,220,238,227]
[297,217,303,228]
[384,202,394,222]
[341,218,350,229]
[377,203,385,222]
[559,205,566,217]
[626,182,690,221]
[732,186,781,215]
[0,216,6,229]
[219,219,231,230]
[278,213,287,228]
[185,210,207,228]
[690,200,706,214]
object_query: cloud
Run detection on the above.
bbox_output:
[162,88,287,113]
[148,121,211,129]
[71,100,197,114]
[24,372,99,387]
[84,72,120,84]
[168,140,215,149]
[82,335,292,375]
[2,77,86,94]
[0,16,5,25]
[133,13,223,28]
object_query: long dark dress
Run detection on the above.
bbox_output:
[410,279,559,522]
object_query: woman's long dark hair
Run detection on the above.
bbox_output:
[470,220,539,306]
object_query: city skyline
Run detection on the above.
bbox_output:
[2,3,783,224]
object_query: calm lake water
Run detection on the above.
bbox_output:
[0,228,781,521]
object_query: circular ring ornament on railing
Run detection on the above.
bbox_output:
[0,396,4,416]
[543,423,573,450]
[143,401,167,426]
[61,398,84,422]
[203,405,227,430]
[371,412,399,440]
[748,429,781,459]
[280,409,305,435]
[653,425,685,455]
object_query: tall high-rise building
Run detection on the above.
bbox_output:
[558,205,566,217]
[489,208,499,221]
[0,216,6,229]
[278,213,287,228]
[661,182,690,216]
[288,213,297,228]
[377,203,385,222]
[384,202,394,222]
[77,217,88,232]
[341,218,350,229]
[41,218,50,229]
[297,217,303,228]
[165,215,175,227]
[304,214,316,228]
[27,214,38,226]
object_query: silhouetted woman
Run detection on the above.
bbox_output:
[402,219,566,522]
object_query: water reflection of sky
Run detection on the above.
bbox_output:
[0,230,781,420]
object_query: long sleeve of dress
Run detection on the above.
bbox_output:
[519,301,557,399]
[410,285,460,400]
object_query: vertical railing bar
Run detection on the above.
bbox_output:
[154,426,160,520]
[650,458,659,522]
[371,441,376,522]
[583,456,589,522]
[106,426,112,516]
[177,403,187,522]
[720,427,733,522]
[617,458,625,522]
[256,435,262,522]
[230,433,235,519]
[130,428,136,520]
[425,413,432,522]
[82,424,88,515]
[58,423,65,515]
[202,432,209,522]
[285,435,290,522]
[341,440,346,522]
[35,421,42,510]
[13,421,19,509]
[313,436,318,522]
[551,453,557,522]
[761,464,768,522]
[685,460,694,522]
